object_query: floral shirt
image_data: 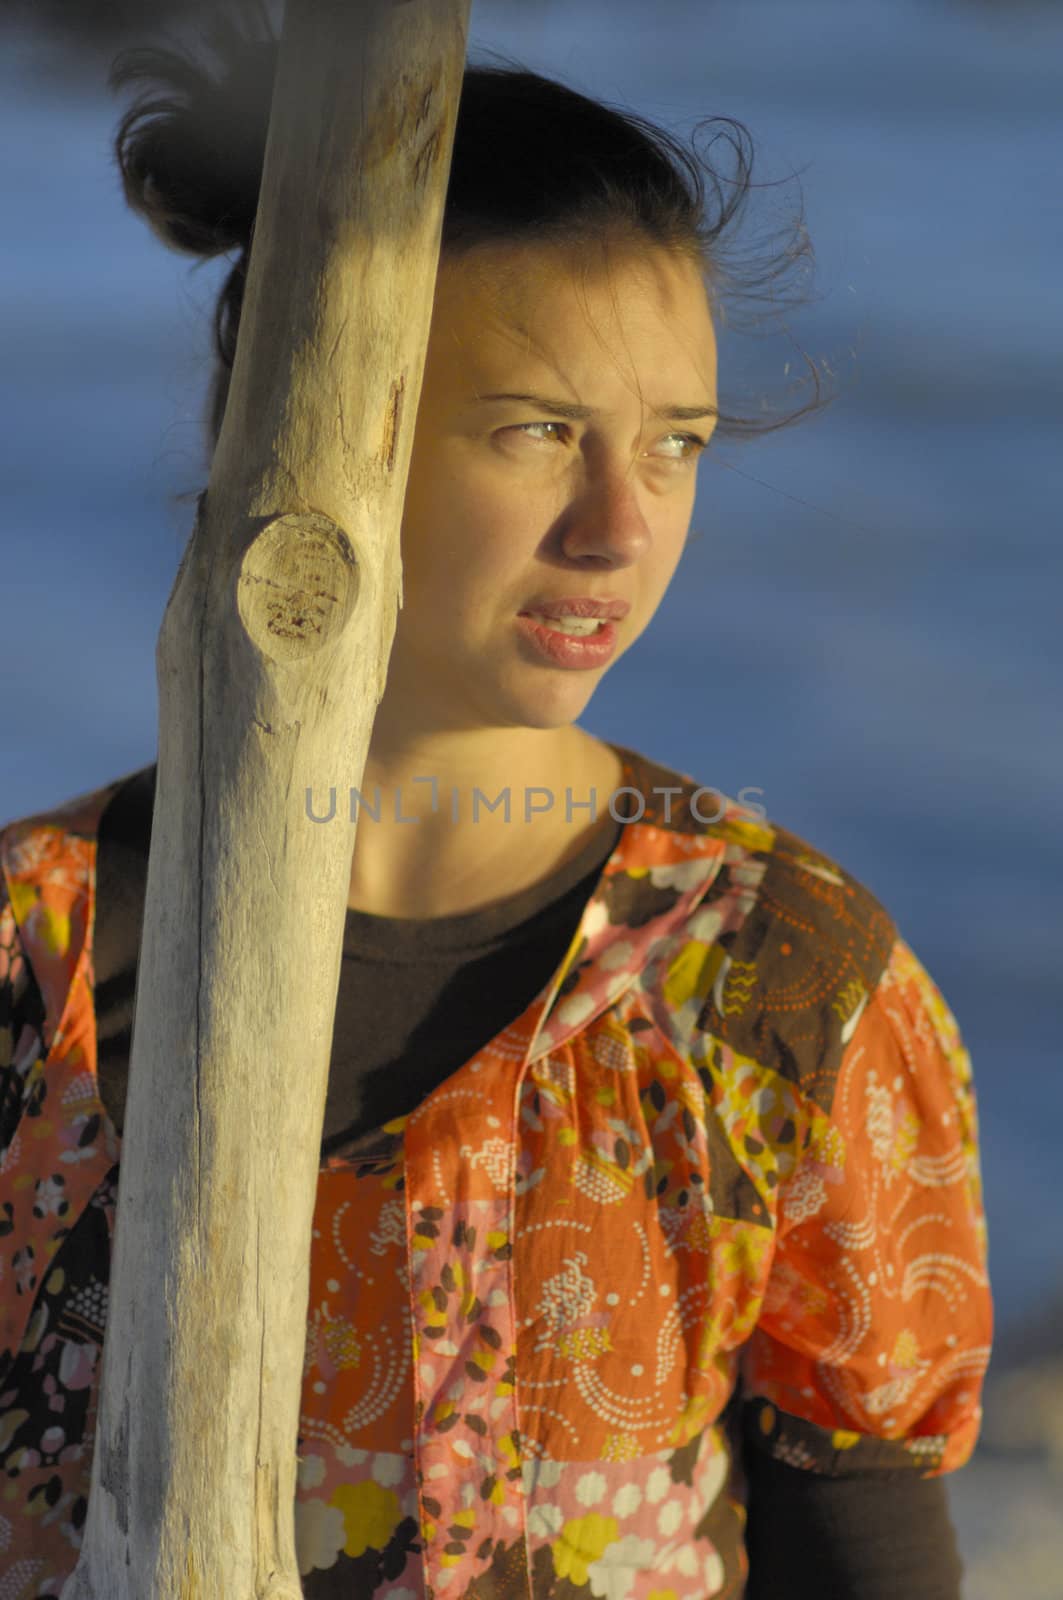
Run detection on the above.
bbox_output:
[0,748,992,1599]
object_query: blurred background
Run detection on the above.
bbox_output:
[1,0,1060,1591]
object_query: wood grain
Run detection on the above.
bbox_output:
[61,1,471,1593]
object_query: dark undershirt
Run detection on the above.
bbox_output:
[92,762,624,1152]
[91,762,963,1600]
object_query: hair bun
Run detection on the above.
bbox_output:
[112,29,278,258]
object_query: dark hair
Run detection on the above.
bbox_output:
[112,14,824,454]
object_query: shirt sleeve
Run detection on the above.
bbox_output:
[740,934,992,1479]
[0,864,47,1162]
[743,1447,965,1600]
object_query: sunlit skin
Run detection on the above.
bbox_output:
[348,237,719,916]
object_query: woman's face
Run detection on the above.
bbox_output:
[381,238,718,738]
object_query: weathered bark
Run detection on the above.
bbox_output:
[61,2,471,1595]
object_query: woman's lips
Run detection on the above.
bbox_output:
[518,597,630,621]
[514,614,620,668]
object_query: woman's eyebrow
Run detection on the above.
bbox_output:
[473,391,718,422]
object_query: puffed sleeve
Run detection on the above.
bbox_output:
[0,863,46,1161]
[740,935,992,1478]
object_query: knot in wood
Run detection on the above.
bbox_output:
[237,513,358,663]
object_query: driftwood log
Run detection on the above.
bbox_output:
[61,1,471,1594]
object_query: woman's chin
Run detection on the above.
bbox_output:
[505,678,603,732]
[379,650,605,736]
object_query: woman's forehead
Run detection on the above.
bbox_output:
[439,236,707,314]
[430,240,716,393]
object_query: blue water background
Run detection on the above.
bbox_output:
[2,0,1060,1340]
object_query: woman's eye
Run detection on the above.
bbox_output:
[512,421,567,444]
[505,422,710,460]
[653,432,710,464]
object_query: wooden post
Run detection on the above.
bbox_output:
[61,2,471,1594]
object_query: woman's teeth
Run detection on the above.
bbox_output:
[525,614,605,636]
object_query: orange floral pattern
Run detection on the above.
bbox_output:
[0,746,991,1598]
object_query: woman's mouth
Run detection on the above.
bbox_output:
[514,613,620,668]
[521,612,606,636]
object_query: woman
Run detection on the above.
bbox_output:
[0,25,991,1600]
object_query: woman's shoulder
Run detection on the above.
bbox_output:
[1,764,155,900]
[2,764,152,839]
[616,742,907,1099]
[615,740,895,940]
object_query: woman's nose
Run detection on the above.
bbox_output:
[557,467,654,567]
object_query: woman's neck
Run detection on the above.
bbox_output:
[344,725,623,918]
